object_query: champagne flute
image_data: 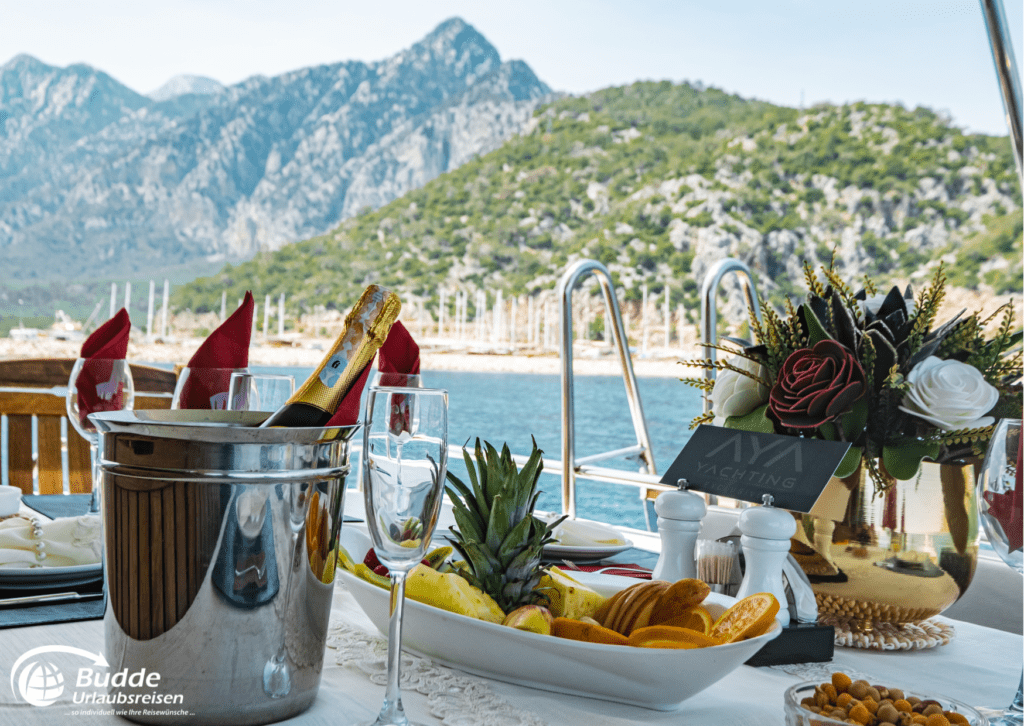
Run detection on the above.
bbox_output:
[977,417,1023,725]
[66,358,135,512]
[362,383,448,726]
[171,366,247,410]
[227,372,295,412]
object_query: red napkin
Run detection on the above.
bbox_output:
[984,426,1023,553]
[327,320,420,427]
[176,292,254,410]
[76,308,131,428]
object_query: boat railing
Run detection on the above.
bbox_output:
[544,256,763,526]
[698,258,762,414]
[555,260,658,520]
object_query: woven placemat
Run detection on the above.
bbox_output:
[822,616,955,651]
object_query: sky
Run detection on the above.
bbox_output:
[1,0,1022,136]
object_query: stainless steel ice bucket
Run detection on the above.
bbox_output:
[91,410,359,726]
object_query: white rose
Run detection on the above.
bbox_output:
[899,356,999,431]
[709,356,769,426]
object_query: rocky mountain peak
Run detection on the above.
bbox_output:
[148,74,225,101]
[0,20,552,283]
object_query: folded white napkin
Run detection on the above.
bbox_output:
[540,515,626,547]
[0,515,102,568]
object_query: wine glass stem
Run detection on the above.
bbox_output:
[1010,671,1023,716]
[89,439,101,514]
[377,568,410,726]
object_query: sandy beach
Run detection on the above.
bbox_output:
[0,335,696,379]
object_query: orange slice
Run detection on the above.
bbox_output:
[657,605,713,635]
[709,592,780,643]
[627,625,722,649]
[552,617,629,646]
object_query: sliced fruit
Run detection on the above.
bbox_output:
[627,625,723,649]
[710,592,780,643]
[405,564,505,623]
[649,578,711,626]
[321,550,336,584]
[608,581,669,635]
[354,563,392,589]
[551,617,629,646]
[502,605,555,635]
[422,545,453,570]
[657,605,713,635]
[336,544,357,573]
[535,567,606,620]
[363,548,383,571]
[596,581,656,632]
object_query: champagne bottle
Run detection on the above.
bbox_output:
[260,285,401,427]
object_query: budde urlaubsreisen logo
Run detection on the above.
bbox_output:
[11,645,189,716]
[11,646,108,707]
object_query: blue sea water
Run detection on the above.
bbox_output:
[252,365,703,531]
[0,362,697,529]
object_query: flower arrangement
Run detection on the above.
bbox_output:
[684,261,1023,491]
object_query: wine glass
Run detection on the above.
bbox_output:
[362,383,448,726]
[66,358,135,513]
[977,417,1023,725]
[227,372,295,412]
[171,366,247,410]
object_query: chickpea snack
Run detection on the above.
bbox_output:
[784,674,988,726]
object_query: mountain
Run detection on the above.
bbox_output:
[148,74,225,101]
[177,81,1021,324]
[0,18,551,287]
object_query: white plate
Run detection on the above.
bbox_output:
[542,541,634,562]
[0,562,103,590]
[339,527,781,710]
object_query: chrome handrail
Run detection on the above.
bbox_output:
[558,259,657,519]
[981,0,1023,184]
[699,258,762,414]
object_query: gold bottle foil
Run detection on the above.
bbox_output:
[290,285,402,415]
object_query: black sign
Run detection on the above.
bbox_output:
[659,425,851,513]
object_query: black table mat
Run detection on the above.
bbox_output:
[0,577,105,629]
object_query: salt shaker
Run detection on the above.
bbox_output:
[735,494,796,628]
[652,484,706,582]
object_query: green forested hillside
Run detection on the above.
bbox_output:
[178,81,1021,322]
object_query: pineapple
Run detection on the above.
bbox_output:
[445,438,564,615]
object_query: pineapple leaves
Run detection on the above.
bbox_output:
[444,437,552,613]
[446,485,485,544]
[463,447,491,524]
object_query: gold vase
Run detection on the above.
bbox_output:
[793,460,979,628]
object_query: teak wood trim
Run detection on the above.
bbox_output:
[0,358,177,495]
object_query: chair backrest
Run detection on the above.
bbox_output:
[0,358,177,495]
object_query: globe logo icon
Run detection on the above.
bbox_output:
[18,661,64,707]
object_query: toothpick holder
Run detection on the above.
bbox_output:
[652,480,706,582]
[735,494,796,628]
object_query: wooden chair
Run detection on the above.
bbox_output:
[0,358,177,495]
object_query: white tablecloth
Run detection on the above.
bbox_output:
[1,494,1020,725]
[0,575,1020,726]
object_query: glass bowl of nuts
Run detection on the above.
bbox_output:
[784,673,988,726]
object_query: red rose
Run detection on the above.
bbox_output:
[769,340,866,429]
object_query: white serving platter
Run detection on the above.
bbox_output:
[338,527,781,711]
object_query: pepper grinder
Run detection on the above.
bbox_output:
[735,494,796,628]
[652,481,706,582]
